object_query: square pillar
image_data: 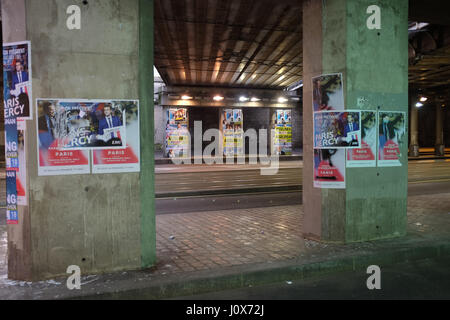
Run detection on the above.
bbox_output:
[2,0,155,280]
[303,0,409,243]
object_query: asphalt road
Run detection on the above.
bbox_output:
[172,258,450,300]
[155,160,450,215]
[155,160,450,197]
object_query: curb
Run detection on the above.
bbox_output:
[155,185,301,198]
[73,238,450,300]
[155,155,303,165]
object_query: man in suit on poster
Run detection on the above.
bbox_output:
[97,104,122,135]
[11,61,29,92]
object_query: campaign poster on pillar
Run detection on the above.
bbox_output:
[3,41,32,120]
[346,111,377,168]
[36,99,126,151]
[5,114,19,224]
[313,111,361,149]
[313,148,346,189]
[166,108,189,158]
[378,111,406,167]
[17,120,27,205]
[312,73,344,112]
[6,170,18,225]
[36,99,90,176]
[92,101,140,174]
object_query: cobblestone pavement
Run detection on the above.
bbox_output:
[1,192,449,286]
[150,192,450,276]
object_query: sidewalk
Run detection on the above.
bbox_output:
[0,191,449,299]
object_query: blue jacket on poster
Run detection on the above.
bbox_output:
[11,71,29,90]
[344,122,359,137]
[98,116,122,135]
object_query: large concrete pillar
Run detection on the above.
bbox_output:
[303,0,408,243]
[409,103,420,157]
[2,0,155,280]
[435,103,445,156]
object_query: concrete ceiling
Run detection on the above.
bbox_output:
[154,0,450,93]
[154,0,302,90]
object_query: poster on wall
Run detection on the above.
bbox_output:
[36,99,126,151]
[17,120,27,205]
[378,111,406,167]
[346,111,377,167]
[5,113,19,224]
[312,73,344,112]
[165,108,189,158]
[273,110,292,156]
[6,170,18,224]
[313,148,346,189]
[223,109,243,156]
[3,41,32,120]
[313,111,361,149]
[92,100,140,173]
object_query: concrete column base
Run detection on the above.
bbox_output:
[409,144,420,157]
[435,144,445,157]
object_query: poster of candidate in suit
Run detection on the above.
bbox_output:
[92,101,140,174]
[378,111,406,167]
[346,111,377,167]
[3,41,32,120]
[313,111,361,149]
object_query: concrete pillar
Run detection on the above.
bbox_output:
[303,0,408,243]
[409,103,420,157]
[435,103,445,156]
[2,0,155,280]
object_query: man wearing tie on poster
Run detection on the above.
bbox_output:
[98,104,122,135]
[344,113,359,145]
[11,61,29,92]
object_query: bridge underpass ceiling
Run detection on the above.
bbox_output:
[154,0,450,97]
[154,0,303,90]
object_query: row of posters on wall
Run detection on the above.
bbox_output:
[312,73,406,189]
[36,99,140,176]
[3,41,141,224]
[223,109,244,156]
[165,108,189,158]
[272,110,292,156]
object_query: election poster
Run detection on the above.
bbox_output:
[17,120,27,205]
[314,111,361,149]
[36,99,126,151]
[92,101,140,174]
[165,108,189,158]
[273,110,293,156]
[378,111,406,167]
[312,73,344,112]
[223,109,243,156]
[5,112,19,224]
[347,111,377,168]
[313,148,346,189]
[3,41,32,120]
[6,170,18,225]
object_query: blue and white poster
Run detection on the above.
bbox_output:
[6,170,18,225]
[3,41,32,120]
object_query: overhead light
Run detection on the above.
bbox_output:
[181,95,193,100]
[239,96,249,102]
[278,97,288,103]
[213,95,224,101]
[419,97,428,102]
[251,97,261,102]
[415,102,423,108]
